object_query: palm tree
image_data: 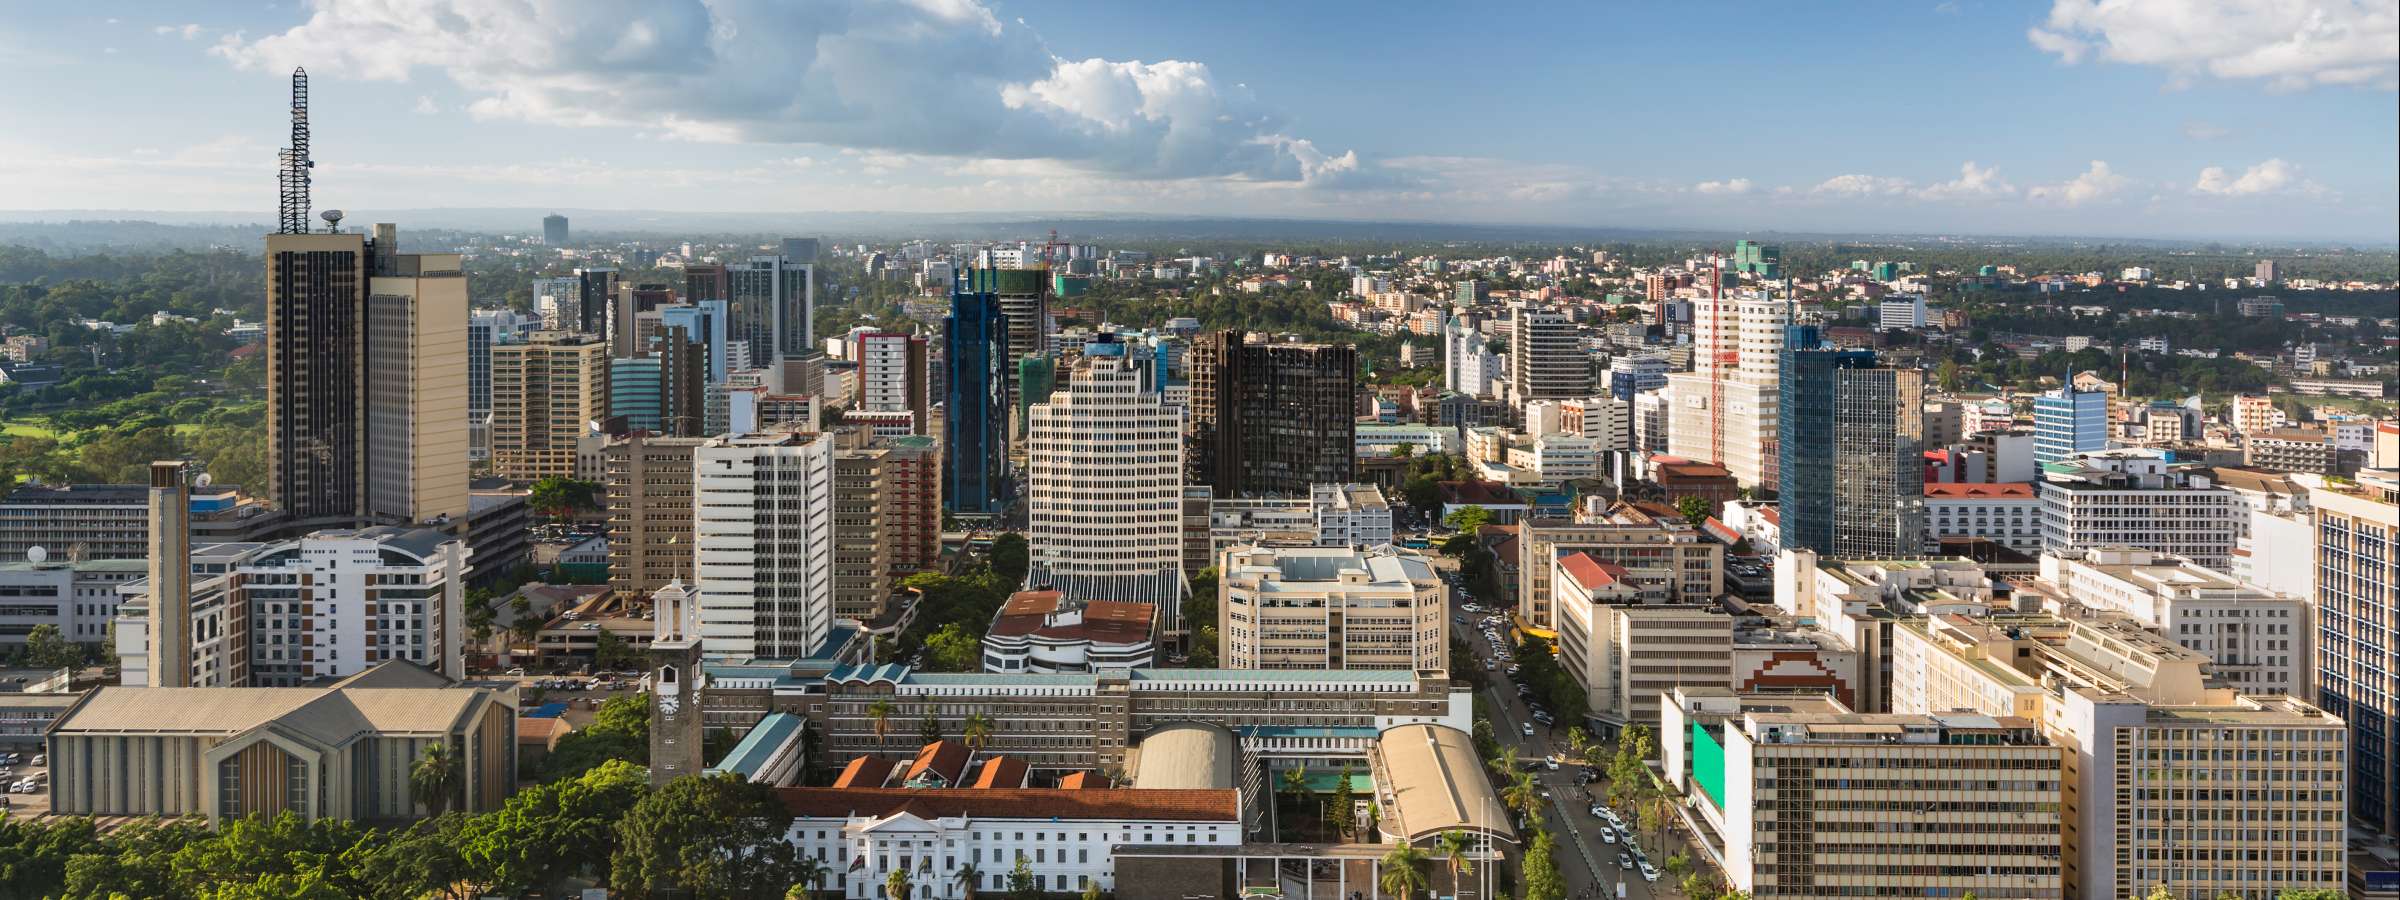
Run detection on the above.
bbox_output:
[884,867,911,900]
[952,863,981,900]
[787,856,827,899]
[962,713,995,756]
[1564,726,1593,763]
[1377,844,1430,900]
[868,698,896,750]
[1279,764,1310,839]
[409,741,461,817]
[1502,769,1542,820]
[1488,744,1518,776]
[1434,830,1475,900]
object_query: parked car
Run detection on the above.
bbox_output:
[1618,853,1633,870]
[1520,722,1534,737]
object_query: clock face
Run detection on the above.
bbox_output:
[659,694,680,716]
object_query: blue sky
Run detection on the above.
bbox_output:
[2,0,2394,242]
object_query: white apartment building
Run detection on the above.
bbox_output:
[1877,294,1928,330]
[1219,545,1445,671]
[230,527,471,685]
[2229,394,2283,436]
[1923,482,2042,552]
[846,329,923,422]
[0,558,145,647]
[1026,354,1187,622]
[1632,390,1670,454]
[1664,373,1777,491]
[696,432,836,660]
[1444,317,1500,399]
[1311,483,1395,548]
[2039,450,2243,572]
[2039,546,2308,696]
[1551,552,1732,733]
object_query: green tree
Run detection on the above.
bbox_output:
[2276,891,2347,900]
[1663,851,1693,883]
[884,867,912,900]
[539,694,651,781]
[527,476,601,520]
[1521,829,1567,900]
[1007,854,1037,899]
[962,713,996,757]
[921,622,982,672]
[1329,763,1357,838]
[918,711,943,745]
[610,773,802,898]
[1441,504,1492,534]
[1680,872,1721,900]
[951,862,982,900]
[1377,844,1429,900]
[461,759,647,894]
[868,698,896,750]
[1080,881,1103,900]
[1392,442,1415,458]
[987,532,1029,584]
[18,623,82,669]
[410,742,463,817]
[1674,494,1713,525]
[787,854,828,896]
[1434,830,1475,900]
[1503,769,1543,831]
[592,628,643,672]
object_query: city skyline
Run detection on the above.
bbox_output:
[0,1,2393,243]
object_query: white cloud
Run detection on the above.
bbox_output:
[155,23,205,40]
[2194,158,2300,194]
[2027,0,2399,90]
[1914,160,2016,200]
[411,95,438,115]
[209,0,1367,185]
[1810,174,1912,196]
[2029,160,2128,206]
[1694,178,1753,195]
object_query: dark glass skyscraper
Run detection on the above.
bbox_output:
[943,275,1010,516]
[1188,329,1356,498]
[1778,325,1925,558]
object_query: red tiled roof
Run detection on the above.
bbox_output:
[1655,460,1732,479]
[970,757,1029,789]
[1556,552,1628,592]
[516,717,573,743]
[1757,507,1779,526]
[905,740,971,786]
[1923,482,2036,499]
[1057,771,1099,789]
[779,787,1240,823]
[1437,480,1519,505]
[833,755,898,789]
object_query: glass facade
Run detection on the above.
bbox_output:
[2034,386,2107,465]
[945,279,1010,516]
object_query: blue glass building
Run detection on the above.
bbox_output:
[1778,324,1926,558]
[944,275,1011,516]
[2033,385,2108,465]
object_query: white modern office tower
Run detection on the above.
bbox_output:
[1664,296,1788,491]
[1444,316,1499,398]
[694,432,835,659]
[1507,307,1590,404]
[1025,353,1187,626]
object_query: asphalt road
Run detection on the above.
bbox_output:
[1446,569,1692,900]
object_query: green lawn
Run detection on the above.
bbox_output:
[1,419,65,440]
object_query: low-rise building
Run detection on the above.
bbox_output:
[1219,545,1444,671]
[2039,449,2242,572]
[981,590,1157,674]
[1515,506,1723,628]
[1552,550,1732,734]
[1922,482,2041,553]
[47,662,518,823]
[2245,427,2336,474]
[2038,545,2308,696]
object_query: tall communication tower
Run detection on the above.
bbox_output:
[277,68,313,235]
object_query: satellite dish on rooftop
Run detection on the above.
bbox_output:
[26,546,46,564]
[320,209,345,230]
[194,472,214,489]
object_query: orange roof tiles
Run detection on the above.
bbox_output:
[1922,482,2035,499]
[779,787,1240,823]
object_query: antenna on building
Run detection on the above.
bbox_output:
[277,67,313,235]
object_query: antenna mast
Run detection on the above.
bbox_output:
[277,68,312,235]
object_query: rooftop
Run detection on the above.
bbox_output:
[1924,482,2036,499]
[778,787,1241,823]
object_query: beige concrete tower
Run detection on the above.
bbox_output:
[364,224,471,525]
[145,461,192,688]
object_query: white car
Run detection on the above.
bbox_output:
[1639,863,1660,882]
[1601,829,1616,844]
[1521,722,1534,737]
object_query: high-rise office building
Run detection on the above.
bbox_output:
[1779,326,1925,559]
[266,223,469,530]
[489,331,608,482]
[1730,239,1780,277]
[1218,544,1445,671]
[468,309,536,423]
[607,327,707,436]
[963,267,1047,434]
[2312,468,2399,836]
[1508,307,1590,404]
[610,282,674,358]
[2038,449,2243,571]
[943,279,1010,516]
[1662,297,1788,491]
[362,230,471,526]
[728,251,813,369]
[1188,330,1356,498]
[570,266,617,339]
[682,263,730,305]
[695,432,835,659]
[658,300,730,386]
[541,213,568,246]
[603,433,704,598]
[2034,384,2108,465]
[1026,349,1186,619]
[848,330,929,432]
[830,433,942,624]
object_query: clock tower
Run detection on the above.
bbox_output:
[647,579,705,785]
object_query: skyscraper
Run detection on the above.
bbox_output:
[2311,469,2399,836]
[848,330,929,432]
[728,251,812,368]
[943,279,1009,516]
[266,223,469,529]
[2033,383,2108,465]
[1778,326,1925,558]
[1508,307,1591,405]
[570,266,617,338]
[830,433,941,624]
[1188,330,1356,498]
[964,267,1048,435]
[603,433,704,598]
[541,213,569,246]
[695,432,835,659]
[610,282,674,358]
[1026,346,1186,622]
